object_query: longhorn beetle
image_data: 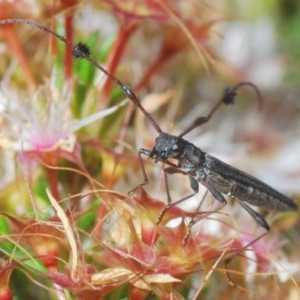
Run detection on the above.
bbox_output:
[1,18,298,275]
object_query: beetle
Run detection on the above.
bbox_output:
[1,18,297,263]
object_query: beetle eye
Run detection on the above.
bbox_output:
[160,151,167,159]
[172,144,179,151]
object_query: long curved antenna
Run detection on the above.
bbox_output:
[0,18,163,134]
[179,81,263,137]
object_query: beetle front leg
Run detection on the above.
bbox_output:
[128,149,152,195]
[156,168,199,225]
[163,167,195,204]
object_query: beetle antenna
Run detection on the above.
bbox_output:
[179,81,263,137]
[0,18,163,134]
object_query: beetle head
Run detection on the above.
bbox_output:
[150,133,183,160]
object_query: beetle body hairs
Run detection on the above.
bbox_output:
[72,42,91,58]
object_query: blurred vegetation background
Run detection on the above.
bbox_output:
[0,1,299,299]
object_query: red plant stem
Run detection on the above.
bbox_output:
[95,21,139,182]
[114,102,135,155]
[47,167,60,201]
[135,50,168,91]
[64,13,74,80]
[102,22,138,102]
[94,205,108,240]
[0,3,35,91]
[114,49,167,155]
